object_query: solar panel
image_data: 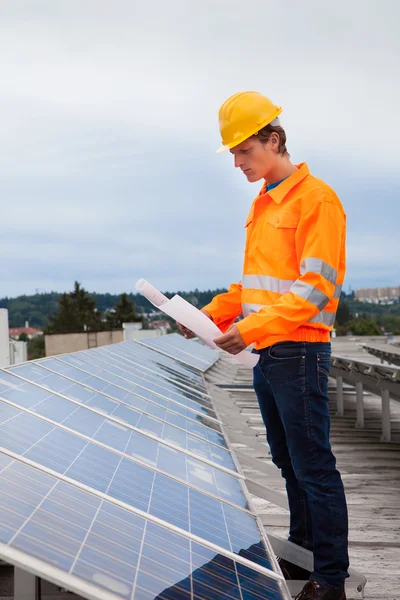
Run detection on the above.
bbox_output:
[94,343,207,408]
[41,355,218,425]
[0,370,238,484]
[0,339,290,599]
[58,349,217,417]
[0,452,287,599]
[11,359,220,434]
[152,332,220,365]
[137,336,217,372]
[89,346,212,404]
[113,341,207,389]
[0,396,247,504]
[4,364,236,470]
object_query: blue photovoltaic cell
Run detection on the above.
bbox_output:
[42,355,219,426]
[29,357,210,427]
[0,396,246,509]
[7,363,226,451]
[75,347,214,409]
[4,366,234,471]
[92,345,211,404]
[0,456,285,599]
[57,351,214,417]
[138,338,211,372]
[141,334,219,371]
[62,350,217,417]
[110,342,205,388]
[0,420,274,573]
[160,333,220,365]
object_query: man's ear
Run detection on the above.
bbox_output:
[269,132,280,148]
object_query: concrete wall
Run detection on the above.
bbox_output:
[45,330,124,357]
[9,341,28,365]
[0,309,10,367]
[123,327,162,342]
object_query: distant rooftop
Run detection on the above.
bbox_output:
[9,326,43,337]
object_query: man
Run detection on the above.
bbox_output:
[181,91,349,599]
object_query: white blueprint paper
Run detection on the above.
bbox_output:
[135,279,259,369]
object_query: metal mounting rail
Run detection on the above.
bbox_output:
[329,354,400,442]
[362,341,400,368]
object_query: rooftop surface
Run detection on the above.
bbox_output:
[204,337,400,600]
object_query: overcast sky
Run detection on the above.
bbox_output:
[1,0,399,299]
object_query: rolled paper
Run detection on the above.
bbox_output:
[135,279,169,307]
[135,279,259,368]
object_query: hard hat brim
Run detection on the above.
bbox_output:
[216,103,283,154]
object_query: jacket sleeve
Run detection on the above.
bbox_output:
[237,197,346,346]
[202,282,243,333]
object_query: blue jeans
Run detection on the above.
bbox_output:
[253,341,349,589]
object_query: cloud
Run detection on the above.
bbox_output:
[0,0,399,298]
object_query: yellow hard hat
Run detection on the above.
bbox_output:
[217,91,282,153]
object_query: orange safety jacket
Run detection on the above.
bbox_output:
[203,163,346,350]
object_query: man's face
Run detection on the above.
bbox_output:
[230,137,275,182]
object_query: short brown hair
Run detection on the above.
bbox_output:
[253,123,289,156]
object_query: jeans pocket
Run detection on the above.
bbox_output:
[317,352,331,395]
[268,342,305,360]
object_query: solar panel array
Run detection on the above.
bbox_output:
[138,333,219,372]
[0,336,289,599]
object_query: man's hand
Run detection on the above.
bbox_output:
[177,309,212,339]
[214,324,246,355]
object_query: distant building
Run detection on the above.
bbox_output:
[123,321,164,341]
[9,321,43,340]
[148,320,170,334]
[355,285,400,304]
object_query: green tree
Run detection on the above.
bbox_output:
[106,293,142,329]
[28,335,45,360]
[347,318,382,336]
[46,282,102,333]
[380,315,400,334]
[335,298,352,327]
[18,333,29,342]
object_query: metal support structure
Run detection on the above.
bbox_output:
[381,388,391,442]
[267,534,367,599]
[14,567,38,600]
[355,381,364,428]
[336,376,344,416]
[362,342,400,369]
[245,477,289,510]
[260,513,290,527]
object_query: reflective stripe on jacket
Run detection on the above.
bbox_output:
[202,162,346,350]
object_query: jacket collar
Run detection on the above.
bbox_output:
[244,163,310,227]
[261,162,310,204]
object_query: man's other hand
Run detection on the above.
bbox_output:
[177,309,212,339]
[213,324,246,355]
